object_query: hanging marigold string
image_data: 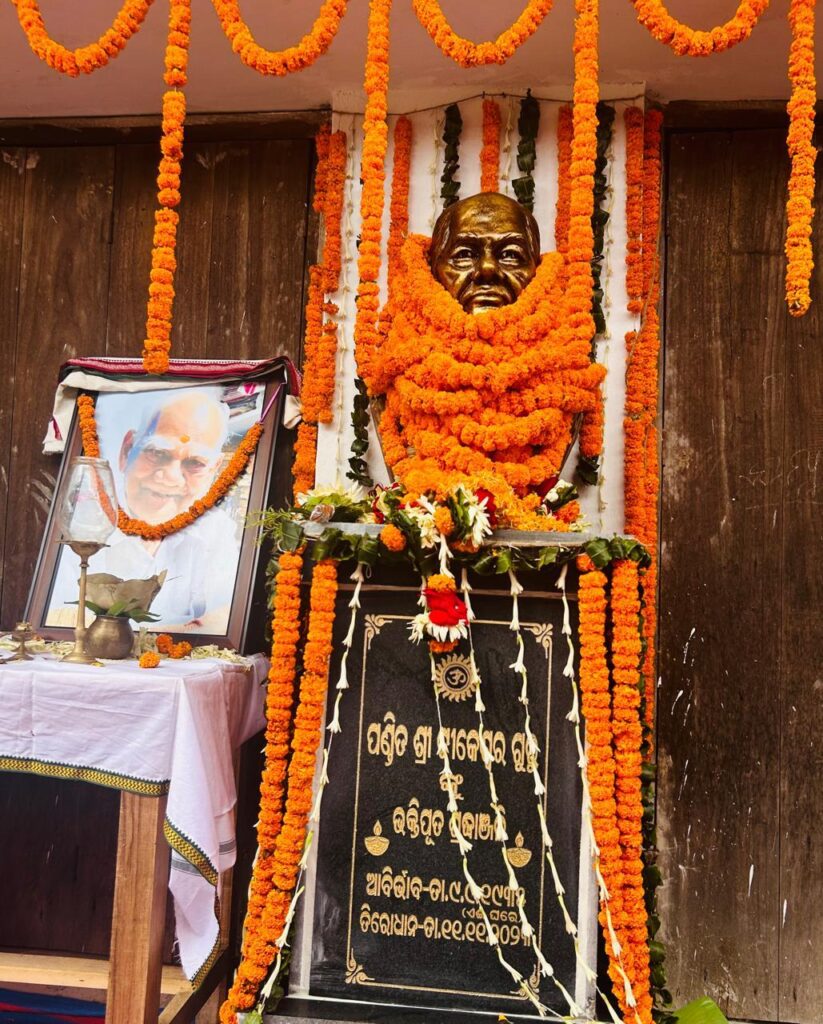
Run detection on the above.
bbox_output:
[353,0,393,393]
[210,0,348,75]
[76,393,263,541]
[786,0,817,317]
[293,127,347,494]
[565,0,603,463]
[141,0,191,375]
[227,559,337,1023]
[610,559,654,1024]
[623,108,663,731]
[480,98,501,192]
[387,115,413,294]
[630,0,770,56]
[623,106,645,315]
[412,0,554,67]
[12,0,155,76]
[577,560,634,1020]
[554,104,573,254]
[220,549,305,1023]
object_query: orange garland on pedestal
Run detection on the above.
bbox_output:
[12,0,155,76]
[785,0,817,317]
[210,0,348,75]
[221,549,304,1022]
[610,559,653,1024]
[554,105,573,254]
[411,0,554,67]
[220,558,338,1024]
[480,98,502,192]
[630,0,770,56]
[142,0,191,375]
[577,564,632,1019]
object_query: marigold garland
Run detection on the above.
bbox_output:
[220,549,305,1022]
[631,0,770,57]
[412,0,554,67]
[367,234,605,518]
[388,116,413,295]
[565,0,603,462]
[222,559,338,1022]
[610,559,653,1024]
[624,109,663,731]
[210,0,348,75]
[353,0,393,395]
[577,566,632,1016]
[554,105,573,254]
[77,394,263,541]
[786,0,817,317]
[12,0,155,76]
[141,0,191,375]
[480,98,501,192]
[623,106,645,316]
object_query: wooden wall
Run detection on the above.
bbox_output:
[658,123,823,1024]
[0,116,318,959]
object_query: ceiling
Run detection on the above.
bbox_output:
[0,0,808,119]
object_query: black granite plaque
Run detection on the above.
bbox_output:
[302,581,586,1019]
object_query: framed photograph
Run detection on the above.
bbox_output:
[27,362,291,653]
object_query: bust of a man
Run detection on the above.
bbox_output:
[429,192,540,312]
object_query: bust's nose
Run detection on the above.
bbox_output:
[475,247,498,282]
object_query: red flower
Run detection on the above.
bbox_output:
[424,589,468,628]
[535,474,559,500]
[475,488,498,525]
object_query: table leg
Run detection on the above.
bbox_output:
[107,792,170,1024]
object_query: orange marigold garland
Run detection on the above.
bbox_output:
[554,104,573,254]
[221,549,305,1023]
[77,394,263,541]
[624,109,663,731]
[610,559,653,1024]
[564,0,602,463]
[412,0,554,67]
[785,0,817,317]
[577,564,633,1018]
[623,106,645,316]
[480,98,502,192]
[221,559,338,1023]
[13,0,155,76]
[142,0,191,375]
[631,0,770,56]
[353,0,393,391]
[388,116,413,295]
[211,0,348,75]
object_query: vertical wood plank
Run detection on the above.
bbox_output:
[657,130,783,1021]
[1,146,115,628]
[778,158,823,1024]
[0,146,25,626]
[108,792,170,1024]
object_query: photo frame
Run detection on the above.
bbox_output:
[27,360,292,654]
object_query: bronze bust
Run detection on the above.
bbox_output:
[429,192,540,313]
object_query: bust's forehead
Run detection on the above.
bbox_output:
[431,192,540,259]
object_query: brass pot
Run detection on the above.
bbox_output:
[85,615,135,660]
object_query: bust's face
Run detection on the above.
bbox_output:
[430,193,539,313]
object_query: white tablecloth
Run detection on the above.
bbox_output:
[0,654,267,984]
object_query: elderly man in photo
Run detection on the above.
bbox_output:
[50,388,242,633]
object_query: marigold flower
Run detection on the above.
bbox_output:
[379,523,407,551]
[139,651,161,669]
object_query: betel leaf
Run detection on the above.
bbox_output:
[354,534,380,568]
[279,519,304,552]
[672,998,729,1024]
[536,546,559,569]
[584,536,612,569]
[495,548,513,574]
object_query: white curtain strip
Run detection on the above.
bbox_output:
[317,93,644,536]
